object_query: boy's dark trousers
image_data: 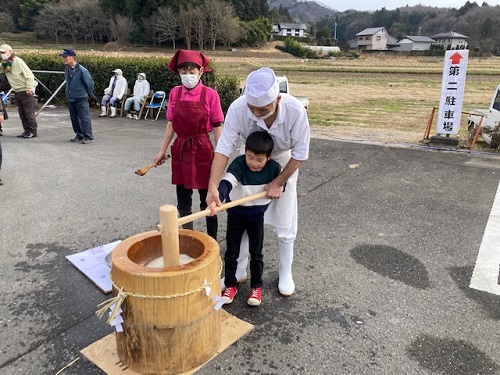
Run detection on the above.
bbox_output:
[224,216,264,289]
[176,184,218,240]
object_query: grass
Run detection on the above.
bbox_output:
[213,54,500,153]
[5,35,500,153]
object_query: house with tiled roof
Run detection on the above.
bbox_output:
[355,27,388,51]
[274,23,309,38]
[397,35,436,51]
[432,31,468,50]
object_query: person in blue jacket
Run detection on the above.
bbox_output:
[60,49,95,144]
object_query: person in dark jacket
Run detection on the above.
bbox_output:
[60,49,95,144]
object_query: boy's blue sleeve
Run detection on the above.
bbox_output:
[218,180,232,202]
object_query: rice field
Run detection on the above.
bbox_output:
[212,52,500,151]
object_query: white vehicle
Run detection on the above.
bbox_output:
[242,76,309,109]
[276,76,309,109]
[467,84,500,148]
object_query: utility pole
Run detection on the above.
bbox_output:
[334,22,337,44]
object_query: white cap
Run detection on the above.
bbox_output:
[0,44,12,52]
[244,67,280,107]
[138,72,146,79]
[112,68,123,75]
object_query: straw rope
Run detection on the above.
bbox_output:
[96,263,222,324]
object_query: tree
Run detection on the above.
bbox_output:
[230,0,268,21]
[109,15,135,44]
[78,0,108,44]
[192,6,207,50]
[219,14,241,50]
[316,26,333,46]
[205,0,238,50]
[238,17,271,47]
[0,12,16,33]
[56,0,83,44]
[18,0,53,31]
[179,4,194,50]
[34,4,63,44]
[153,6,179,49]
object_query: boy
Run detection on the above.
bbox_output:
[210,131,283,306]
[153,50,224,240]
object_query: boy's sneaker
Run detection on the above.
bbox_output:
[247,288,262,306]
[82,139,93,144]
[126,113,133,119]
[221,286,237,304]
[132,114,139,120]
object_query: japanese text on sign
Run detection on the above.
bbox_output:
[436,50,469,135]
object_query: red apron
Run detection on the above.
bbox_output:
[170,86,214,189]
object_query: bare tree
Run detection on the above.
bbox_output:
[0,12,16,33]
[192,6,207,50]
[142,16,157,47]
[204,0,230,50]
[179,5,194,50]
[57,1,83,44]
[109,15,135,44]
[153,6,179,49]
[218,4,240,50]
[34,4,64,44]
[78,0,107,45]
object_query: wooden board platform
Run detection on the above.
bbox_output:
[81,310,253,374]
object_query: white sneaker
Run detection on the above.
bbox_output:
[132,114,139,120]
[126,113,133,119]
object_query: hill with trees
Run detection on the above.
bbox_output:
[0,0,498,55]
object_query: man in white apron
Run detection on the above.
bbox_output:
[207,67,310,296]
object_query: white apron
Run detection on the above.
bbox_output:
[264,150,297,229]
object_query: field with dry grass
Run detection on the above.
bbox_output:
[11,38,500,152]
[208,47,500,151]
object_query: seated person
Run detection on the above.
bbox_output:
[124,73,150,120]
[99,68,127,118]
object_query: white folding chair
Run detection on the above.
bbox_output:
[144,91,166,121]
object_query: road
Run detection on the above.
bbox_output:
[1,108,499,374]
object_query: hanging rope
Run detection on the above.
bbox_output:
[96,263,222,324]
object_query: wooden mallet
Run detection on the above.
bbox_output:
[157,191,267,267]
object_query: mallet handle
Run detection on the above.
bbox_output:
[177,191,268,226]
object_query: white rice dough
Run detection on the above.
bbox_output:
[146,254,196,268]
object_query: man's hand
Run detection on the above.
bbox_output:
[208,201,218,216]
[265,180,284,199]
[206,185,222,209]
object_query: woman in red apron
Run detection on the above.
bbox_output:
[154,50,224,240]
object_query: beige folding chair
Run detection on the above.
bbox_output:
[138,90,154,120]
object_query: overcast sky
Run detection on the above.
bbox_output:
[318,0,500,12]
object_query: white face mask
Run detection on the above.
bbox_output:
[1,53,9,60]
[250,100,277,122]
[180,74,199,89]
[256,107,276,121]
